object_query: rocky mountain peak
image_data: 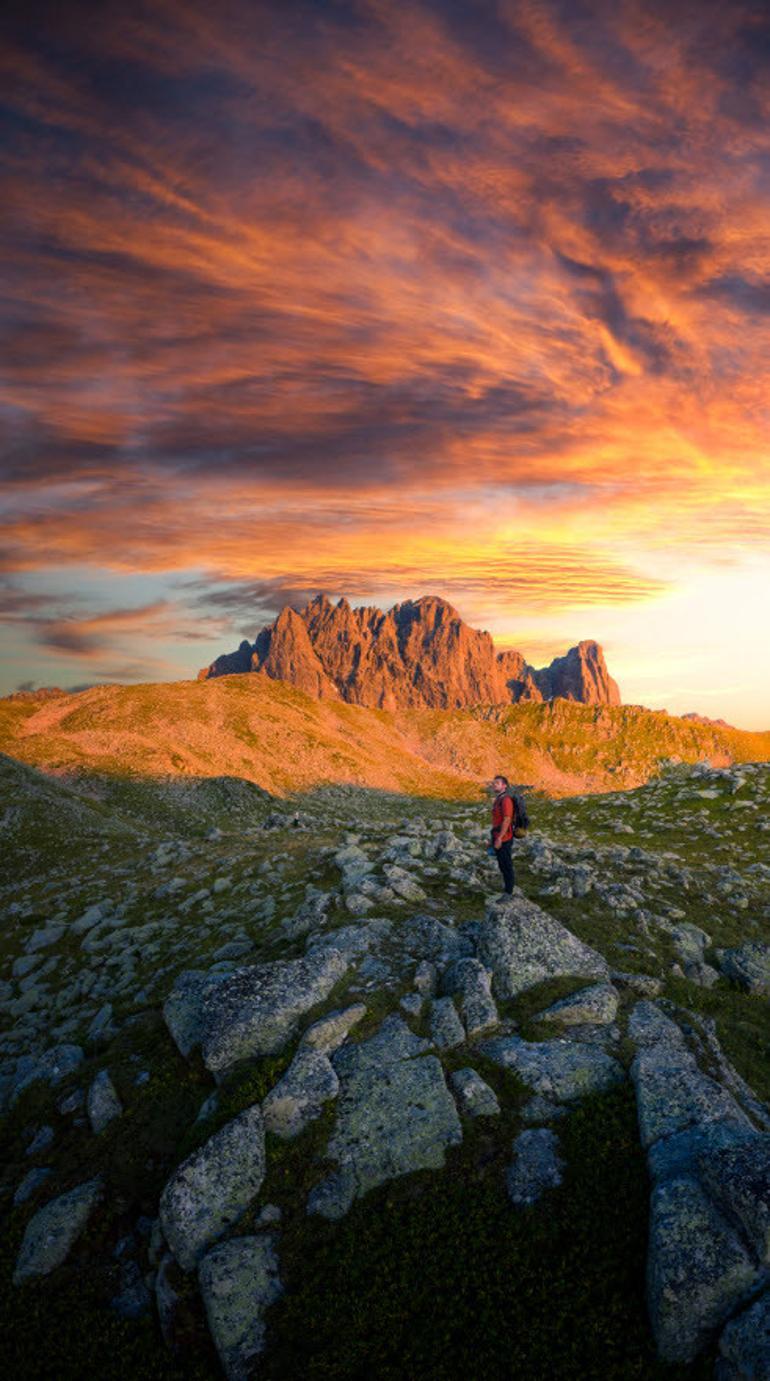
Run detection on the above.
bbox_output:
[199,595,621,710]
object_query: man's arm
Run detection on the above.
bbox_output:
[493,796,513,848]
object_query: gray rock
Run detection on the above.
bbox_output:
[671,922,711,965]
[167,949,350,1078]
[13,1167,52,1206]
[159,1106,266,1270]
[716,1289,770,1380]
[538,982,618,1027]
[399,913,470,966]
[520,1095,568,1124]
[87,1070,123,1134]
[647,1176,760,1364]
[716,944,770,995]
[86,1002,115,1045]
[628,1000,687,1050]
[155,1251,183,1351]
[631,1042,749,1150]
[163,969,224,1058]
[450,1067,500,1118]
[199,1235,283,1381]
[382,865,426,902]
[413,960,437,996]
[309,1016,461,1219]
[429,997,465,1050]
[478,894,608,999]
[262,1049,339,1139]
[299,1004,366,1055]
[443,958,498,1037]
[648,1120,759,1185]
[506,1128,564,1206]
[13,1178,104,1285]
[10,1043,83,1107]
[480,1035,624,1103]
[698,1137,770,1264]
[399,993,424,1017]
[27,924,65,952]
[611,970,663,998]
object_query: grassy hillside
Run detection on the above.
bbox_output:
[0,676,768,799]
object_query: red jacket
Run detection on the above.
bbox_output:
[491,792,514,843]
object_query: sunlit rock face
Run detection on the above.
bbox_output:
[199,594,620,709]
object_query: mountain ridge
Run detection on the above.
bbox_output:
[198,593,621,710]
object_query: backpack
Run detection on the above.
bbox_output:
[505,786,529,836]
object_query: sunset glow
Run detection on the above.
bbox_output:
[2,0,770,725]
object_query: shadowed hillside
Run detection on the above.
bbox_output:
[1,676,768,799]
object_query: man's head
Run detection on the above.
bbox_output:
[492,774,509,794]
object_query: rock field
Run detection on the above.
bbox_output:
[1,757,769,1377]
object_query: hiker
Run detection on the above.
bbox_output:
[489,773,516,896]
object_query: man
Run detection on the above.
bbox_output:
[489,774,515,896]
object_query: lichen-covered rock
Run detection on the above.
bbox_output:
[10,1044,84,1108]
[159,1106,266,1270]
[13,1178,103,1284]
[262,1049,339,1139]
[538,982,618,1027]
[697,1137,770,1264]
[716,1289,770,1380]
[627,1001,687,1050]
[299,1004,366,1055]
[442,958,498,1037]
[716,943,770,995]
[631,1041,749,1150]
[382,865,426,902]
[450,1067,500,1118]
[199,950,349,1077]
[506,1128,564,1207]
[87,1069,122,1134]
[308,1016,461,1219]
[478,895,608,999]
[647,1176,760,1364]
[429,997,465,1050]
[611,971,663,998]
[480,1035,624,1103]
[199,1235,283,1381]
[648,1120,758,1185]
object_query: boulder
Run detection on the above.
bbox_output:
[538,982,618,1027]
[199,1235,283,1381]
[308,1016,461,1219]
[647,1176,759,1364]
[87,1070,123,1134]
[299,1004,366,1055]
[449,1067,500,1118]
[716,1289,770,1380]
[199,950,349,1078]
[697,1137,770,1264]
[480,1035,624,1103]
[506,1128,564,1207]
[13,1178,103,1284]
[262,1049,339,1139]
[631,1042,749,1150]
[429,997,465,1050]
[477,895,608,999]
[159,1106,266,1270]
[442,958,498,1037]
[716,944,770,996]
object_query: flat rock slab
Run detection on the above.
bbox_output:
[716,943,770,996]
[507,1128,564,1207]
[165,949,349,1078]
[199,1235,283,1381]
[477,895,608,999]
[716,1289,770,1380]
[160,1106,266,1271]
[647,1176,760,1364]
[308,1016,461,1219]
[480,1035,625,1103]
[450,1067,500,1118]
[13,1178,103,1284]
[538,982,618,1027]
[631,1043,749,1151]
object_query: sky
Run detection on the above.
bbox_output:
[1,0,769,728]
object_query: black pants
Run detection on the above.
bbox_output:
[495,838,514,894]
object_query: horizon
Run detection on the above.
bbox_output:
[2,1,770,729]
